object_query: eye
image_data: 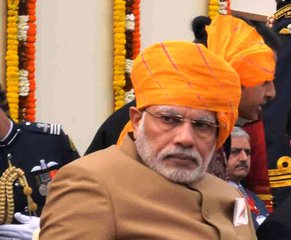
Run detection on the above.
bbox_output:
[192,120,213,130]
[244,149,251,156]
[159,114,181,125]
[230,148,241,156]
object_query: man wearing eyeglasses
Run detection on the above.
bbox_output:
[40,41,257,239]
[227,126,269,231]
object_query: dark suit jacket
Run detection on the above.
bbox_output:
[245,189,269,230]
[257,195,291,240]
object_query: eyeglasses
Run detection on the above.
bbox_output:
[143,109,219,139]
[230,148,251,157]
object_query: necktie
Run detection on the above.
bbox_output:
[237,184,248,197]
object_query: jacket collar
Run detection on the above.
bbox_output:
[119,133,142,162]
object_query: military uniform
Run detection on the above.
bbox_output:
[0,120,79,222]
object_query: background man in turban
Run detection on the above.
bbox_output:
[40,41,256,239]
[192,15,280,212]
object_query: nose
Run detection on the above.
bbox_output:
[172,122,195,148]
[265,81,276,101]
[238,149,249,160]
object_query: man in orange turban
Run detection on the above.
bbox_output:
[40,41,256,239]
[205,15,277,120]
[115,15,278,182]
[192,14,279,211]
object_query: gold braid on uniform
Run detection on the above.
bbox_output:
[0,155,37,224]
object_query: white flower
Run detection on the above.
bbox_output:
[125,59,133,73]
[18,15,29,22]
[126,14,135,31]
[19,69,30,96]
[18,15,29,41]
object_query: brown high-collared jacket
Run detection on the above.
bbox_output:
[40,136,257,240]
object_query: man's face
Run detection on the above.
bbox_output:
[227,136,251,183]
[131,105,218,184]
[239,81,275,121]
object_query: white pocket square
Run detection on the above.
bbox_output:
[233,197,248,226]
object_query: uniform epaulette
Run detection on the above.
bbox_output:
[20,122,62,135]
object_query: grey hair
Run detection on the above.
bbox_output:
[231,126,250,140]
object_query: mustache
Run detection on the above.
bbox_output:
[158,148,202,162]
[235,162,248,168]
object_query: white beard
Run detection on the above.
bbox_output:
[135,117,216,184]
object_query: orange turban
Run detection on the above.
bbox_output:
[119,41,240,148]
[206,15,276,87]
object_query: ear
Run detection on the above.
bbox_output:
[129,107,143,136]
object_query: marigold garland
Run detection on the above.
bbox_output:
[5,0,37,122]
[131,0,141,59]
[6,0,20,122]
[208,0,231,18]
[113,0,126,110]
[23,0,37,122]
[113,0,141,110]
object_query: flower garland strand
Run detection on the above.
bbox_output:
[124,0,135,103]
[113,0,126,111]
[208,0,231,18]
[131,0,141,59]
[24,0,37,122]
[5,0,37,122]
[124,0,140,103]
[113,0,141,110]
[18,0,30,121]
[5,0,20,122]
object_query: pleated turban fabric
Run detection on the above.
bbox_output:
[206,15,276,87]
[123,41,241,148]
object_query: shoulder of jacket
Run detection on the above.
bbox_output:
[193,173,241,197]
[19,121,63,135]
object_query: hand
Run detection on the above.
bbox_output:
[0,212,40,240]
